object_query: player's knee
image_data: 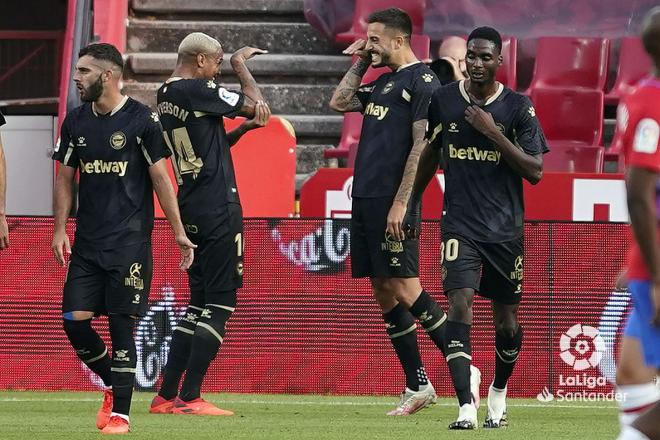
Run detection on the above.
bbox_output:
[446,289,473,320]
[496,323,518,339]
[62,315,91,337]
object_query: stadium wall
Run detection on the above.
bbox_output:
[0,218,628,399]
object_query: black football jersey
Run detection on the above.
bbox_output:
[352,62,441,198]
[427,80,549,242]
[52,97,171,249]
[156,78,244,220]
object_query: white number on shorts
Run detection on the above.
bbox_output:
[234,232,243,257]
[444,238,459,262]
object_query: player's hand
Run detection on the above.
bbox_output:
[0,214,8,249]
[231,47,268,64]
[51,230,71,266]
[403,201,422,240]
[440,56,468,81]
[652,281,660,327]
[343,39,371,61]
[386,200,407,242]
[176,234,197,271]
[244,101,271,130]
[465,105,499,138]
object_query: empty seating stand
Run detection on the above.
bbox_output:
[605,37,651,105]
[543,143,605,173]
[496,36,517,89]
[531,87,604,146]
[527,37,610,92]
[335,0,426,44]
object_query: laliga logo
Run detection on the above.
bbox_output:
[559,324,606,371]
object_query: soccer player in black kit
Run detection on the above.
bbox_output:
[330,8,465,416]
[51,43,196,434]
[149,33,268,416]
[412,27,548,429]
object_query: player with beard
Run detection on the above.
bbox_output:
[330,8,468,416]
[412,26,548,429]
[51,43,196,434]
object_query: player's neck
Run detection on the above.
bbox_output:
[388,49,418,71]
[466,79,498,102]
[93,90,125,115]
[172,65,198,80]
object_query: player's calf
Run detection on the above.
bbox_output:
[63,316,112,387]
[408,290,447,355]
[108,314,137,421]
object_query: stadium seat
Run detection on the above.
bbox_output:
[335,0,426,44]
[526,37,610,92]
[543,143,605,173]
[531,87,604,145]
[324,113,364,162]
[605,37,651,105]
[496,36,518,89]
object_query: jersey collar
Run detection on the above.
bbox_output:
[92,95,129,117]
[165,76,183,84]
[396,61,421,72]
[459,80,504,106]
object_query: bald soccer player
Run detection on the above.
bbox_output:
[430,36,468,85]
[149,32,269,416]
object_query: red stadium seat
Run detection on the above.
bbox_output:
[527,37,610,92]
[496,36,517,89]
[605,37,652,105]
[335,0,426,44]
[531,87,604,145]
[543,143,605,173]
[324,113,364,162]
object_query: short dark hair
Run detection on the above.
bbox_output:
[79,43,124,70]
[367,8,412,37]
[467,26,502,54]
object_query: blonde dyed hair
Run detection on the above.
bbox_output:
[177,32,222,56]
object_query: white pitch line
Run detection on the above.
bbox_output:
[0,396,616,410]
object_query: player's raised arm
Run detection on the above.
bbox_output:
[230,46,267,118]
[227,100,271,146]
[329,39,371,113]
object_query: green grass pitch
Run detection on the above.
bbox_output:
[0,392,618,439]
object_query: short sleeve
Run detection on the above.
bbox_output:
[0,110,5,127]
[425,89,443,150]
[624,102,660,172]
[52,115,79,168]
[140,111,171,166]
[355,80,376,109]
[513,96,549,156]
[188,79,245,118]
[409,72,440,122]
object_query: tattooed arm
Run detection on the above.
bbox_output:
[329,39,371,113]
[386,120,429,241]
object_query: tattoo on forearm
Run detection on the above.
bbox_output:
[395,120,429,205]
[332,59,369,111]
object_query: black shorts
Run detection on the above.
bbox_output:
[351,196,419,278]
[184,203,243,305]
[62,241,153,316]
[441,232,524,305]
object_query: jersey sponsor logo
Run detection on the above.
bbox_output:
[364,102,390,120]
[125,262,145,291]
[109,131,127,150]
[218,87,240,107]
[79,159,128,176]
[382,81,395,94]
[633,118,660,154]
[381,232,404,253]
[448,144,501,164]
[157,101,190,122]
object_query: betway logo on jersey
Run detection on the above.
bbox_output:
[79,159,128,176]
[448,144,501,164]
[364,103,389,120]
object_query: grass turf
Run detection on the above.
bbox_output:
[0,391,618,439]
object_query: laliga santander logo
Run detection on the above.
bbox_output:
[559,324,606,371]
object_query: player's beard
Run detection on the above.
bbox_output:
[81,75,104,102]
[371,51,389,68]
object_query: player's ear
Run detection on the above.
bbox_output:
[196,53,205,68]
